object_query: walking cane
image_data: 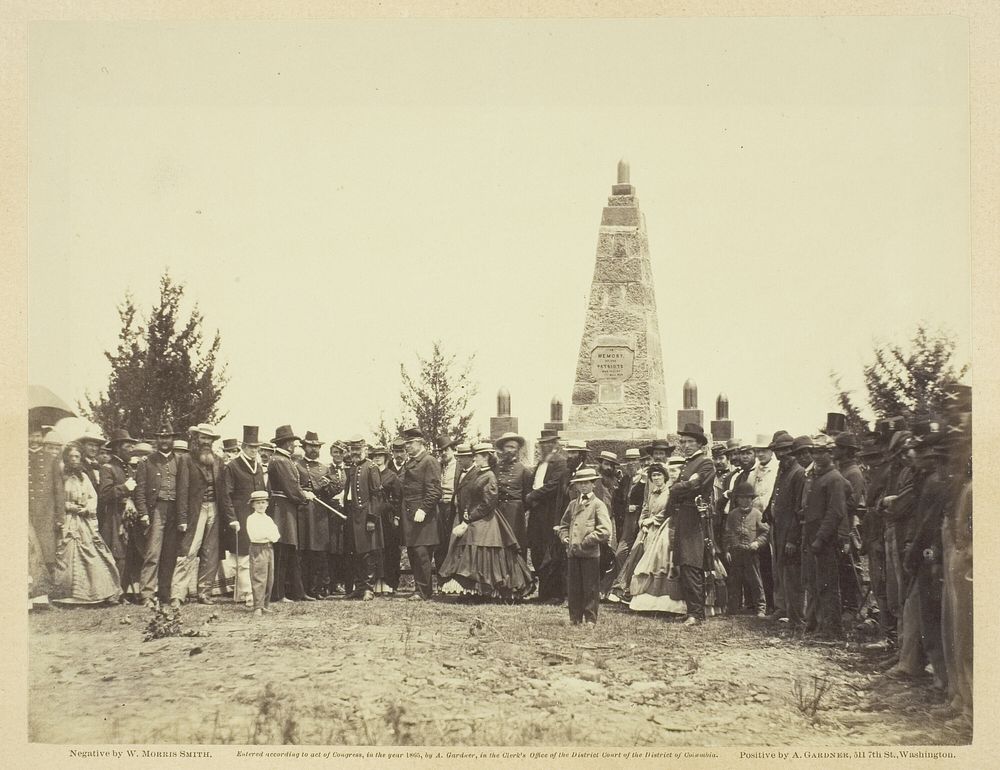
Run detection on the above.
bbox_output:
[234,523,241,607]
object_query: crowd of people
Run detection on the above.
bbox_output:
[27,387,972,724]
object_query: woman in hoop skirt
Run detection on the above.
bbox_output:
[628,457,688,614]
[439,442,535,601]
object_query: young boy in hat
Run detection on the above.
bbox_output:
[246,490,280,616]
[558,467,612,624]
[723,481,770,616]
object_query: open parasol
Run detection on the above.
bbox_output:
[29,384,76,431]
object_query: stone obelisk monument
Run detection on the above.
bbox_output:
[563,160,668,440]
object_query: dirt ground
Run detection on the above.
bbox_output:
[28,593,972,746]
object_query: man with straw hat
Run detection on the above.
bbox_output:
[494,431,531,549]
[558,466,612,625]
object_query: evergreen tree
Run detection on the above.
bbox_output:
[82,271,228,437]
[398,340,477,443]
[831,323,968,426]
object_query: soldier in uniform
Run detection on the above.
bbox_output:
[29,420,60,597]
[344,437,384,600]
[318,441,350,596]
[398,427,442,600]
[493,432,531,549]
[267,425,315,602]
[833,432,867,617]
[221,426,266,606]
[97,429,138,599]
[298,431,332,598]
[370,445,402,595]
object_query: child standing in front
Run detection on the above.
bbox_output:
[246,490,280,617]
[723,481,770,616]
[558,467,612,625]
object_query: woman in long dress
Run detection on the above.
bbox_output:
[629,457,688,614]
[51,443,122,605]
[439,442,535,601]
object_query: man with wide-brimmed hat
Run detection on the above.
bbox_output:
[267,425,316,602]
[801,434,850,639]
[74,426,106,494]
[665,423,716,626]
[433,435,460,575]
[767,432,807,625]
[525,434,569,602]
[96,428,138,599]
[134,421,187,606]
[297,431,332,598]
[221,426,266,606]
[343,435,384,601]
[494,432,531,549]
[398,427,442,599]
[172,423,232,608]
[558,466,612,624]
[369,444,402,595]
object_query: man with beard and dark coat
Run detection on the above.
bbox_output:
[298,431,332,598]
[833,432,867,617]
[98,429,138,599]
[370,445,402,595]
[173,424,235,607]
[398,427,442,600]
[267,425,316,602]
[494,432,532,549]
[666,424,716,626]
[768,433,807,625]
[135,422,188,606]
[343,436,384,600]
[525,434,569,602]
[801,435,850,639]
[222,426,265,605]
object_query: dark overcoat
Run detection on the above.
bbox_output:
[666,450,716,568]
[267,450,309,548]
[399,450,442,548]
[177,454,230,554]
[345,458,384,554]
[97,454,133,562]
[221,454,265,554]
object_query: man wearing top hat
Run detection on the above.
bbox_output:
[665,424,716,626]
[398,428,442,599]
[344,436,384,600]
[525,434,569,602]
[97,428,138,598]
[221,438,241,464]
[221,426,266,606]
[267,425,316,602]
[298,431,332,598]
[494,432,532,549]
[135,421,188,605]
[433,435,460,575]
[173,423,234,607]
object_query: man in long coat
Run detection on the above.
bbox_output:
[173,424,234,606]
[525,435,569,602]
[494,432,531,549]
[318,442,350,596]
[398,427,442,600]
[667,424,717,626]
[370,445,402,594]
[298,431,332,598]
[29,422,60,595]
[344,437,384,600]
[769,434,807,625]
[222,426,266,604]
[267,425,315,602]
[98,429,138,597]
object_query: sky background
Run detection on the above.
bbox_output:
[28,17,971,448]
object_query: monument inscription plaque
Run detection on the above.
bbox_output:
[591,337,635,381]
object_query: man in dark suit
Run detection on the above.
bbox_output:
[98,429,138,598]
[222,426,267,605]
[525,435,569,602]
[667,423,717,626]
[135,422,187,606]
[268,425,316,602]
[370,445,402,594]
[171,423,236,607]
[398,427,442,600]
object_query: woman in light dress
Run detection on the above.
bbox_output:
[51,443,122,605]
[628,457,688,614]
